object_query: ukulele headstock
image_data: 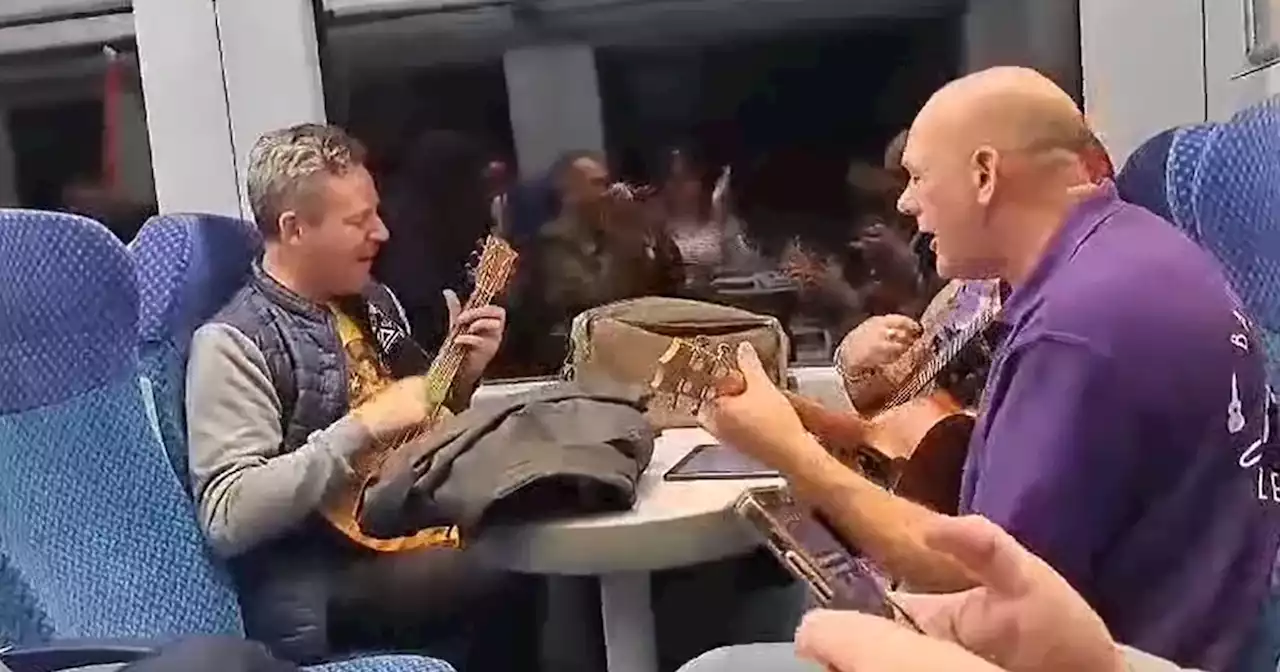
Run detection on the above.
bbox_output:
[648,336,739,415]
[466,235,519,294]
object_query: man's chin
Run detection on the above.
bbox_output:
[338,270,373,297]
[934,258,983,281]
[936,262,1000,282]
[934,257,959,280]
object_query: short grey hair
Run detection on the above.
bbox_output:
[245,123,368,238]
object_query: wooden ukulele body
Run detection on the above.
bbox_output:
[320,408,456,552]
[785,389,972,515]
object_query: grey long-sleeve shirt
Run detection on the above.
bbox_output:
[186,323,371,558]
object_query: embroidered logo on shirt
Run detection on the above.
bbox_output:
[1225,305,1280,504]
[1229,373,1246,435]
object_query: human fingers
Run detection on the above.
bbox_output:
[372,376,428,413]
[454,334,489,350]
[879,327,917,347]
[921,516,1127,672]
[885,591,967,641]
[876,315,923,337]
[463,316,505,339]
[868,337,911,359]
[850,339,909,370]
[923,516,1034,597]
[795,609,1003,672]
[734,341,773,386]
[454,304,505,328]
[443,289,461,325]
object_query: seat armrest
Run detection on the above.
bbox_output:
[1,639,159,672]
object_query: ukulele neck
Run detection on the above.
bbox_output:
[418,242,512,419]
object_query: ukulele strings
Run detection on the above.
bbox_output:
[909,287,1000,391]
[883,291,998,409]
[365,240,512,480]
[331,244,511,542]
[883,311,990,409]
[863,282,960,402]
[882,284,1000,409]
[877,282,964,380]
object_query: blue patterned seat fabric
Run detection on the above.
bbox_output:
[129,214,262,480]
[1143,98,1280,670]
[1191,99,1280,381]
[1115,126,1176,223]
[1165,123,1224,245]
[0,210,452,672]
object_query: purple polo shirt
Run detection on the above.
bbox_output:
[959,183,1280,671]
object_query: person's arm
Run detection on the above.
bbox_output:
[782,434,977,592]
[968,335,1141,594]
[186,323,370,557]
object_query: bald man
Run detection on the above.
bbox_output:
[683,67,1279,671]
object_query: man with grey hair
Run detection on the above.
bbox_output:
[184,123,538,669]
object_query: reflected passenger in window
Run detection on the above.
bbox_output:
[526,150,683,334]
[843,160,931,319]
[375,130,494,352]
[658,149,758,290]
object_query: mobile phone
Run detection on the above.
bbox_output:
[664,443,780,481]
[735,485,920,630]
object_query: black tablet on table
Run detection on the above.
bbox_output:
[664,443,780,481]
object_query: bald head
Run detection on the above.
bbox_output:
[911,67,1091,162]
[898,67,1102,283]
[921,68,1090,157]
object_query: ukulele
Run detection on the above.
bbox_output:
[321,235,519,552]
[844,279,1003,415]
[649,336,974,514]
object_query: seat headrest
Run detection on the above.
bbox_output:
[0,210,138,413]
[130,213,261,348]
[1116,127,1177,222]
[1192,98,1280,332]
[1165,123,1224,242]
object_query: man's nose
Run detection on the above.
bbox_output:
[896,187,915,215]
[370,215,390,242]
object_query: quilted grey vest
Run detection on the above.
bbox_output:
[212,263,430,452]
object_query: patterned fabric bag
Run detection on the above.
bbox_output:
[562,296,789,428]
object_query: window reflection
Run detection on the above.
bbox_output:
[319,4,966,380]
[0,45,156,243]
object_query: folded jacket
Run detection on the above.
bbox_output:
[359,380,655,539]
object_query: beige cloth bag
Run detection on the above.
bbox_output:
[562,296,789,428]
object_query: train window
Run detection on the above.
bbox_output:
[0,45,156,244]
[313,0,1088,382]
[317,1,517,373]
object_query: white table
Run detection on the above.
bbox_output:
[471,427,784,672]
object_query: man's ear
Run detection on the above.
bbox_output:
[277,210,303,245]
[972,146,999,206]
